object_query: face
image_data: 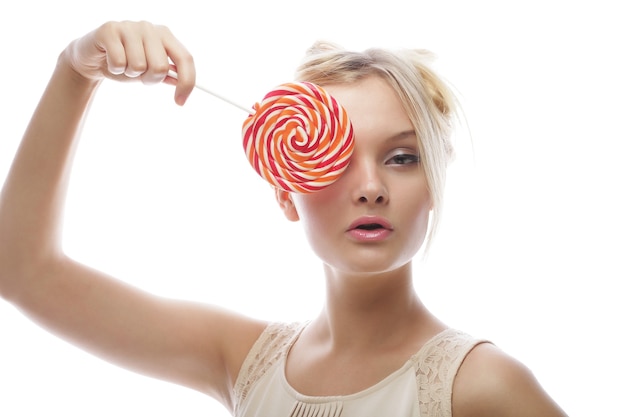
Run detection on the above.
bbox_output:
[277,76,432,275]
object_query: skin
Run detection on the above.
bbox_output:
[0,21,567,416]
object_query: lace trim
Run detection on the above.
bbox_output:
[411,329,487,417]
[233,321,304,412]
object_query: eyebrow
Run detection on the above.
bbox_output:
[389,130,417,141]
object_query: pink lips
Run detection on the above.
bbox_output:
[346,216,393,242]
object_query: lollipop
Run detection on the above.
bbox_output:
[242,82,354,193]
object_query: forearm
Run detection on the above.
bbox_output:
[0,52,100,299]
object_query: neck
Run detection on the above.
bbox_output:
[310,262,442,352]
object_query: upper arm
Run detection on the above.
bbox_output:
[452,342,568,417]
[8,254,266,410]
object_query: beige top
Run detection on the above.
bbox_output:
[233,322,488,417]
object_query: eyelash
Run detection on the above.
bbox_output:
[387,153,420,165]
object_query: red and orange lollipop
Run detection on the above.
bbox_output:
[242,82,354,193]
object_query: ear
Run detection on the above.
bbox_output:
[275,188,300,222]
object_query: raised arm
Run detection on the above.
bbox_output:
[0,21,265,411]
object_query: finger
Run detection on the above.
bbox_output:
[104,41,127,76]
[118,22,148,78]
[94,22,128,76]
[160,27,196,105]
[140,27,171,85]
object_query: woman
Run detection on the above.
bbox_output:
[0,20,568,416]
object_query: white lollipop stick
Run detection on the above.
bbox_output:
[167,70,252,114]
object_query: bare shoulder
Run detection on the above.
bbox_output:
[452,342,568,417]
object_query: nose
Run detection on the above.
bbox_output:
[350,159,389,205]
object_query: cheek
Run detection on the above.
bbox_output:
[292,193,331,230]
[396,186,432,236]
[292,184,343,219]
[291,190,344,248]
[398,201,431,258]
[407,199,431,229]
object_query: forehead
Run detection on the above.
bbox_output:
[323,76,413,140]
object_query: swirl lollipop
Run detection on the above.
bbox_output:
[242,82,354,193]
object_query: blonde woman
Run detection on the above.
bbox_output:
[0,20,567,417]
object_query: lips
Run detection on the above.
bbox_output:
[347,216,393,232]
[347,216,393,242]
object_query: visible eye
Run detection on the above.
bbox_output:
[386,153,420,165]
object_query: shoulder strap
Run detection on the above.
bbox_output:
[411,329,489,417]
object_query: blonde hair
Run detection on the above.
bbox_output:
[294,41,460,253]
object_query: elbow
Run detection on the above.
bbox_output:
[0,247,27,302]
[0,256,20,302]
[0,240,64,303]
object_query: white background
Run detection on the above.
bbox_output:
[1,1,624,416]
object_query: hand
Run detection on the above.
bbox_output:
[62,20,195,105]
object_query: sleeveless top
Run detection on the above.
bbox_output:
[233,322,488,417]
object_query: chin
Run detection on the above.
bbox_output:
[328,256,414,276]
